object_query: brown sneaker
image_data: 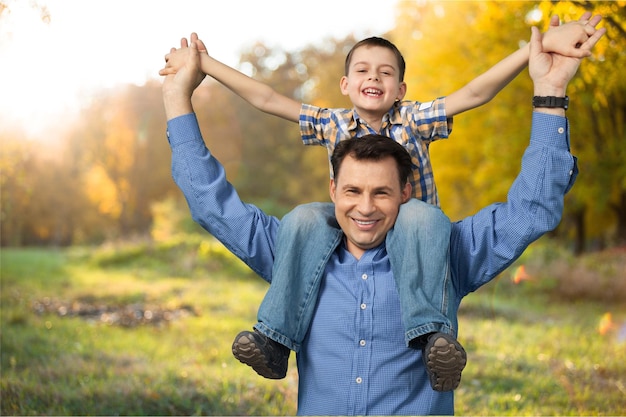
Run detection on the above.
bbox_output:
[232,329,290,379]
[424,332,467,391]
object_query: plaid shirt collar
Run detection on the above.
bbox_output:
[349,102,404,133]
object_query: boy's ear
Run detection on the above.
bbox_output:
[397,82,408,101]
[339,76,350,95]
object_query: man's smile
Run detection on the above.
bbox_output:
[352,218,379,229]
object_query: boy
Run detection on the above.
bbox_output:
[160,13,600,391]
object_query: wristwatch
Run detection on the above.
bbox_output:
[533,96,569,110]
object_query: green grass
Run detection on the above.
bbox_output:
[455,289,626,415]
[1,240,625,415]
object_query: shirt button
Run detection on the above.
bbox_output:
[360,303,367,310]
[356,377,363,384]
[359,340,366,346]
[558,127,565,134]
[361,273,368,280]
[569,170,574,175]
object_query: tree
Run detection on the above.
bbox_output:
[64,81,174,241]
[538,0,626,250]
[225,42,332,213]
[0,127,88,246]
[390,0,623,252]
[0,130,36,246]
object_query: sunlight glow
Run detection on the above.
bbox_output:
[0,0,396,140]
[525,8,543,25]
[0,1,69,135]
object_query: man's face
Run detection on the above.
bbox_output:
[330,154,411,259]
[340,45,407,118]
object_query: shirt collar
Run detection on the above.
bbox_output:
[337,237,388,263]
[349,102,403,133]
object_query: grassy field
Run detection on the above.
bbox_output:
[1,237,625,415]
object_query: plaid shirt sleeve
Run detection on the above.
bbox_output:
[300,103,331,146]
[404,97,452,143]
[299,103,358,178]
[299,103,355,147]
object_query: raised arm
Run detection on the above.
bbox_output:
[161,33,301,123]
[163,40,279,282]
[445,13,603,117]
[450,22,605,296]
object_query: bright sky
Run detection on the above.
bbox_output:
[0,0,398,138]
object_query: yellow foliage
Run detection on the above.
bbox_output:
[85,164,121,218]
[387,0,625,248]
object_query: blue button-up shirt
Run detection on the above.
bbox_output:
[167,112,576,415]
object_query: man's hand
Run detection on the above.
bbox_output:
[162,39,206,120]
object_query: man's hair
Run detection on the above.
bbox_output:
[344,37,406,82]
[331,135,412,188]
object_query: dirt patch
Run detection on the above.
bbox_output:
[32,297,199,327]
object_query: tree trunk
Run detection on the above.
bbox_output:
[612,190,626,246]
[574,208,586,255]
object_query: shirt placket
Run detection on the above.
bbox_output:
[349,258,375,416]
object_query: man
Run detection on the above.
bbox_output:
[162,23,604,415]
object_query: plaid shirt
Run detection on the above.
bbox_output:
[299,98,452,206]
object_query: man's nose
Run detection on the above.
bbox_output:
[356,195,375,215]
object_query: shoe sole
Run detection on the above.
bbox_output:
[232,332,285,379]
[425,333,467,391]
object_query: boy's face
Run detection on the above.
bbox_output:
[340,45,407,120]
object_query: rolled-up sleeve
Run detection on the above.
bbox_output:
[167,113,278,282]
[451,112,577,296]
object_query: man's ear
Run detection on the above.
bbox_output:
[329,179,337,203]
[402,182,412,203]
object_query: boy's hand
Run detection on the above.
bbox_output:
[530,21,604,98]
[162,39,206,119]
[542,12,604,58]
[159,32,208,76]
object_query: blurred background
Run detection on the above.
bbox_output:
[1,1,625,415]
[1,0,624,253]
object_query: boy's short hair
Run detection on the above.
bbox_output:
[344,37,406,82]
[331,135,412,188]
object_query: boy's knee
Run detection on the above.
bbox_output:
[282,202,336,231]
[399,199,450,228]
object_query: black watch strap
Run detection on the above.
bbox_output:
[533,96,569,110]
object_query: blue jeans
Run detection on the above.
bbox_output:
[255,199,457,352]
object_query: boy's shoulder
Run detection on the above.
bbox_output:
[301,102,352,114]
[300,103,356,122]
[395,98,447,117]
